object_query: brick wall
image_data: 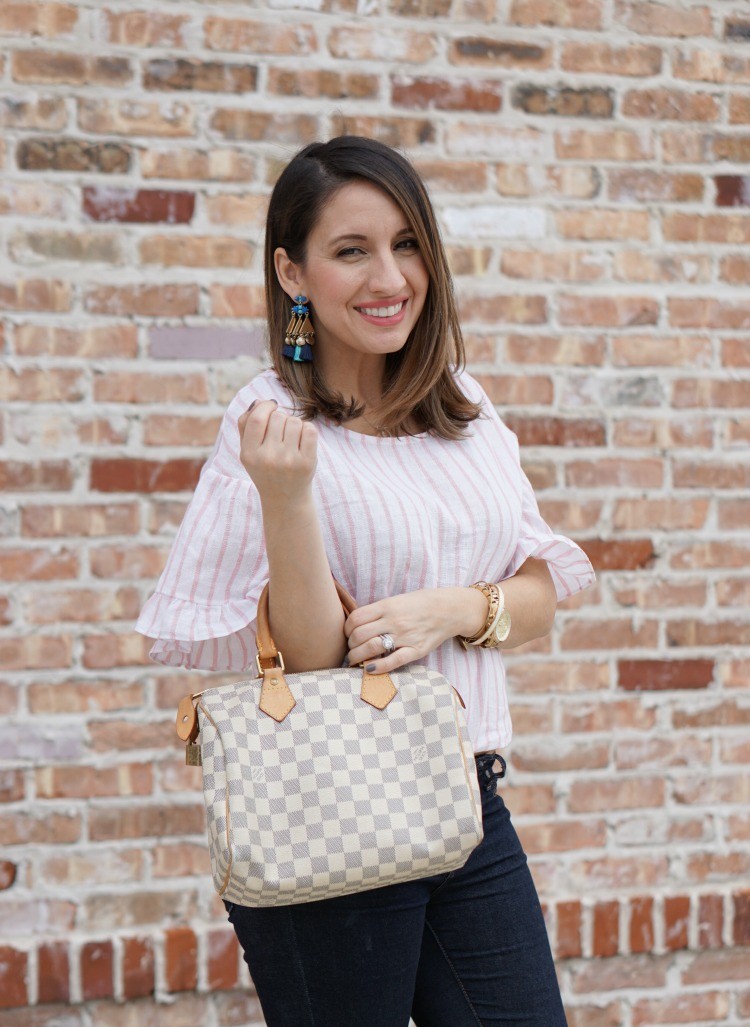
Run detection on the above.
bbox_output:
[1,1,749,1024]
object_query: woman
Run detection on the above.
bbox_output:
[136,135,595,1026]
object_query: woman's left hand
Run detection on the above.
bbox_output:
[344,589,460,675]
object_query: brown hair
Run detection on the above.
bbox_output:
[264,135,483,439]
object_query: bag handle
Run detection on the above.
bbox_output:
[254,577,397,723]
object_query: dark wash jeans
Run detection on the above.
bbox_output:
[224,753,568,1027]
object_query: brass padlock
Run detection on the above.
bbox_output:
[185,742,202,767]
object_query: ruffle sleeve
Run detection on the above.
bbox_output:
[134,380,276,671]
[457,367,596,603]
[501,459,596,601]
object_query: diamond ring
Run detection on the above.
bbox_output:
[379,633,395,654]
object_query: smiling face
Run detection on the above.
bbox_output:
[274,180,430,370]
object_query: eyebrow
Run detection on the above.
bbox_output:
[330,227,414,246]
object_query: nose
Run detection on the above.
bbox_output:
[367,248,407,296]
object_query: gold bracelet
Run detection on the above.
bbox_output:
[458,581,499,651]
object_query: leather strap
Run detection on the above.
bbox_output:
[255,577,398,722]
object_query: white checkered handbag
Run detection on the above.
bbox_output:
[176,579,484,907]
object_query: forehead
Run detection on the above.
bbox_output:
[313,180,410,236]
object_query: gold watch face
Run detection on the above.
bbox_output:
[493,609,512,643]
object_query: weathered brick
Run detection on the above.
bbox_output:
[205,17,316,55]
[80,940,113,1001]
[268,67,377,100]
[140,147,255,181]
[392,76,502,112]
[11,50,132,86]
[514,84,614,118]
[0,96,66,130]
[37,941,69,1004]
[100,9,191,48]
[83,187,195,224]
[165,927,197,992]
[122,936,155,999]
[78,99,195,138]
[0,947,27,1008]
[449,36,550,67]
[0,4,78,38]
[90,459,203,494]
[328,25,434,62]
[139,234,252,268]
[620,1,712,38]
[144,58,257,93]
[84,283,198,316]
[16,137,131,173]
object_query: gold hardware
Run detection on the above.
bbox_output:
[255,650,286,678]
[185,743,202,766]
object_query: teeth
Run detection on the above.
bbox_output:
[359,302,404,318]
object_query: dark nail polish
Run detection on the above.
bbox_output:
[342,654,350,668]
[247,400,258,412]
[366,663,377,673]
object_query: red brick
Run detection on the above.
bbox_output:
[565,458,663,488]
[209,109,318,146]
[618,660,714,692]
[0,861,17,889]
[0,635,72,671]
[734,890,750,945]
[0,771,24,804]
[558,293,658,326]
[90,459,203,493]
[28,679,142,715]
[144,57,257,93]
[11,50,131,86]
[581,539,655,571]
[205,17,316,55]
[206,929,239,990]
[37,940,69,1003]
[0,461,73,492]
[632,992,729,1025]
[0,947,27,1007]
[165,927,197,992]
[1,366,84,402]
[556,900,582,959]
[25,586,141,624]
[36,763,151,799]
[82,187,194,223]
[122,936,155,999]
[21,502,139,537]
[510,0,603,30]
[101,10,189,46]
[593,900,619,958]
[624,87,718,122]
[0,812,80,846]
[81,633,152,670]
[664,895,690,951]
[629,897,654,954]
[0,4,79,38]
[84,283,198,316]
[330,114,436,150]
[503,415,605,447]
[570,953,669,993]
[392,76,502,112]
[17,137,131,174]
[89,804,204,843]
[14,323,137,358]
[568,777,664,814]
[0,546,78,581]
[268,67,377,100]
[80,940,113,1001]
[449,36,550,68]
[561,618,659,651]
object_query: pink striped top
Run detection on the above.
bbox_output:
[135,367,595,752]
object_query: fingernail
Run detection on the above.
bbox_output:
[342,654,350,668]
[366,663,377,673]
[247,400,258,412]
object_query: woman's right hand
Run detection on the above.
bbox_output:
[237,400,318,507]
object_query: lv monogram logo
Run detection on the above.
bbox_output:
[412,744,428,762]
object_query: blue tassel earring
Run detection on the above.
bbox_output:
[282,294,315,363]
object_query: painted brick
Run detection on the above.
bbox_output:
[148,325,264,360]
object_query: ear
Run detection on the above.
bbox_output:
[274,247,306,301]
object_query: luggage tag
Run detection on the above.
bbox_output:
[176,695,202,766]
